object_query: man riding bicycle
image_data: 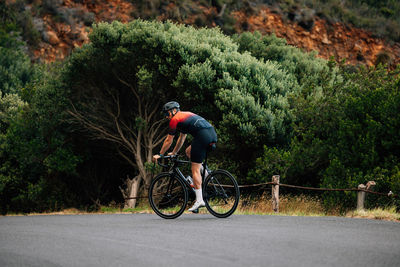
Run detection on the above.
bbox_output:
[152,101,217,212]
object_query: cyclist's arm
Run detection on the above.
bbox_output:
[159,134,174,155]
[171,133,187,155]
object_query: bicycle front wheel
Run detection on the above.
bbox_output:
[149,172,188,219]
[203,170,240,218]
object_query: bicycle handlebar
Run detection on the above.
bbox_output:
[157,155,174,168]
[156,154,190,168]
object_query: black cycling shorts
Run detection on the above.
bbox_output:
[190,127,217,163]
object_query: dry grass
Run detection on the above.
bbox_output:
[5,207,153,216]
[236,193,331,216]
[346,207,400,222]
[5,195,399,222]
[7,208,86,216]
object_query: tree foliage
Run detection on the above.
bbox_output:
[62,19,298,201]
[2,15,399,213]
[253,64,400,210]
[0,63,85,213]
[232,31,341,91]
[0,39,34,95]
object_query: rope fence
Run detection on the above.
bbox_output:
[266,175,396,212]
[125,175,397,210]
[238,182,393,196]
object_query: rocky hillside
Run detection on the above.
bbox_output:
[14,0,400,66]
[27,0,133,61]
[233,8,400,67]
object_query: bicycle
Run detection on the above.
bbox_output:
[148,144,240,219]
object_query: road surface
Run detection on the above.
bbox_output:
[1,214,399,266]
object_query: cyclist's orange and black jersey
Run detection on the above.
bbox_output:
[168,111,213,136]
[168,111,217,163]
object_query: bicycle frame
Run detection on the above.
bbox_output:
[159,155,209,195]
[171,164,195,193]
[159,156,195,193]
[151,154,240,218]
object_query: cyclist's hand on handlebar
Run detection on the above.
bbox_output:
[152,154,161,163]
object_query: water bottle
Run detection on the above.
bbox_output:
[186,176,194,187]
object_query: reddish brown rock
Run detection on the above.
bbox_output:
[45,30,60,45]
[32,1,399,67]
[232,8,400,67]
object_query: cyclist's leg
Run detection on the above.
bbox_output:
[188,135,208,211]
[190,136,207,189]
[186,145,209,178]
[202,127,217,177]
[190,142,204,202]
[185,145,191,159]
[191,128,217,180]
[188,161,205,211]
[191,162,202,189]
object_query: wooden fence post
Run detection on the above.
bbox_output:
[272,175,280,213]
[357,181,376,210]
[357,184,366,210]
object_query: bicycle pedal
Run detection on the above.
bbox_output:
[191,208,199,214]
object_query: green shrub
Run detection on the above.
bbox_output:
[232,31,341,91]
[62,20,298,187]
[320,65,400,210]
[251,62,400,211]
[1,1,41,48]
[0,60,84,213]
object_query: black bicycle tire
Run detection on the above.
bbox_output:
[203,169,240,218]
[148,172,188,219]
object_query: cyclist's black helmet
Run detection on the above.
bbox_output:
[162,101,180,116]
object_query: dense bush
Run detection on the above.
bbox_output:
[0,44,34,95]
[63,20,298,198]
[0,63,83,213]
[232,31,341,90]
[319,65,400,210]
[0,21,84,212]
[1,1,41,47]
[2,18,300,212]
[0,5,35,95]
[252,64,400,211]
[1,10,399,213]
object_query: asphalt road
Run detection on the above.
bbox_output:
[1,214,399,267]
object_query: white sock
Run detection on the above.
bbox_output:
[194,189,203,203]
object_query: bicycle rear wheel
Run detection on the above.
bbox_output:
[203,170,240,218]
[149,172,188,219]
